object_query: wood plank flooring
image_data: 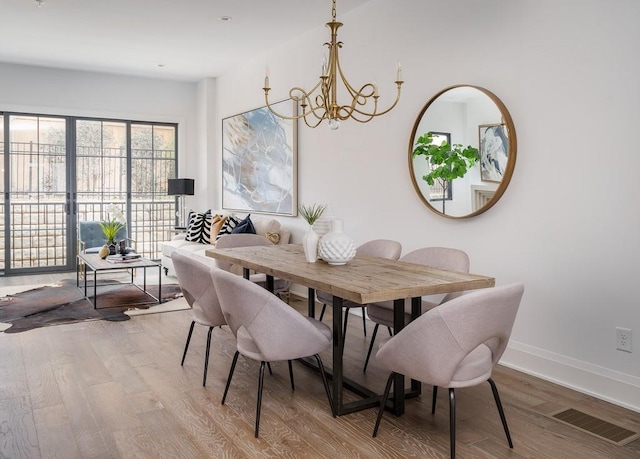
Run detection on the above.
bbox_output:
[1,273,640,458]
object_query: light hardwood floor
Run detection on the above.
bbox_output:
[1,273,640,458]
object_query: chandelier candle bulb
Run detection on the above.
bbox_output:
[397,62,403,82]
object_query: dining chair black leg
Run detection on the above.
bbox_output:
[255,361,266,438]
[488,378,513,448]
[387,326,393,336]
[222,351,239,405]
[449,388,456,459]
[314,354,336,417]
[372,372,395,437]
[203,326,214,387]
[361,307,367,337]
[288,360,295,391]
[363,323,380,373]
[181,321,195,366]
[267,362,273,375]
[432,386,438,413]
[319,303,327,321]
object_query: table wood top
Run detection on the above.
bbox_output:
[206,244,495,304]
[78,253,160,270]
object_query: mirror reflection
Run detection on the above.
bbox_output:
[409,85,517,218]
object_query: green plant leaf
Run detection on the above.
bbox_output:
[298,203,326,225]
[412,131,480,186]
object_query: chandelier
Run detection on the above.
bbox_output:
[263,0,403,129]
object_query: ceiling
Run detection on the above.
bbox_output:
[1,0,371,82]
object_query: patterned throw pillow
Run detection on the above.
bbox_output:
[265,232,281,245]
[185,210,213,244]
[215,214,241,242]
[231,214,256,234]
[209,215,226,244]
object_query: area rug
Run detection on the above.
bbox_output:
[0,278,187,334]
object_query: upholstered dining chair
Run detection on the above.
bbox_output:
[172,249,227,387]
[363,247,469,372]
[372,283,525,459]
[214,233,291,301]
[211,268,335,438]
[317,239,402,339]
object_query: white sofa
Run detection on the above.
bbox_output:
[160,214,291,277]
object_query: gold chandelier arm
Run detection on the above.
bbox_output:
[263,93,300,120]
[334,55,394,120]
[302,115,325,128]
[263,80,325,121]
[346,84,402,119]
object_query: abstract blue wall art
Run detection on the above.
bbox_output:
[222,100,297,215]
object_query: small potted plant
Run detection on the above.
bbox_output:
[298,203,326,263]
[99,204,126,256]
[299,203,326,226]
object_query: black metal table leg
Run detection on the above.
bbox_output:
[392,297,405,415]
[332,295,344,415]
[308,287,315,318]
[93,268,98,309]
[410,296,422,395]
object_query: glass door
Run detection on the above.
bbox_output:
[75,120,176,261]
[3,114,71,273]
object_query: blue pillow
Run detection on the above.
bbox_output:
[231,214,256,234]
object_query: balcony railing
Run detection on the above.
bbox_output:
[1,199,176,271]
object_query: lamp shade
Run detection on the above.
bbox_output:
[167,178,195,196]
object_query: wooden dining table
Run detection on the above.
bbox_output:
[206,244,495,416]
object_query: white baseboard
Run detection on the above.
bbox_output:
[501,341,640,413]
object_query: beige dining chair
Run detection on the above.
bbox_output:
[372,283,524,459]
[211,268,335,438]
[317,239,402,339]
[363,247,469,372]
[172,249,227,387]
[214,233,291,301]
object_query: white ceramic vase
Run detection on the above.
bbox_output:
[318,219,356,265]
[312,215,334,238]
[302,225,320,263]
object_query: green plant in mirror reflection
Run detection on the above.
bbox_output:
[412,131,479,215]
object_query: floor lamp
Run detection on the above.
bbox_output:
[167,178,195,228]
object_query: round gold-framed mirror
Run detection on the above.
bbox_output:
[409,85,517,219]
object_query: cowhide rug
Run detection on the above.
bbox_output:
[0,278,184,334]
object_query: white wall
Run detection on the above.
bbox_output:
[214,0,640,411]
